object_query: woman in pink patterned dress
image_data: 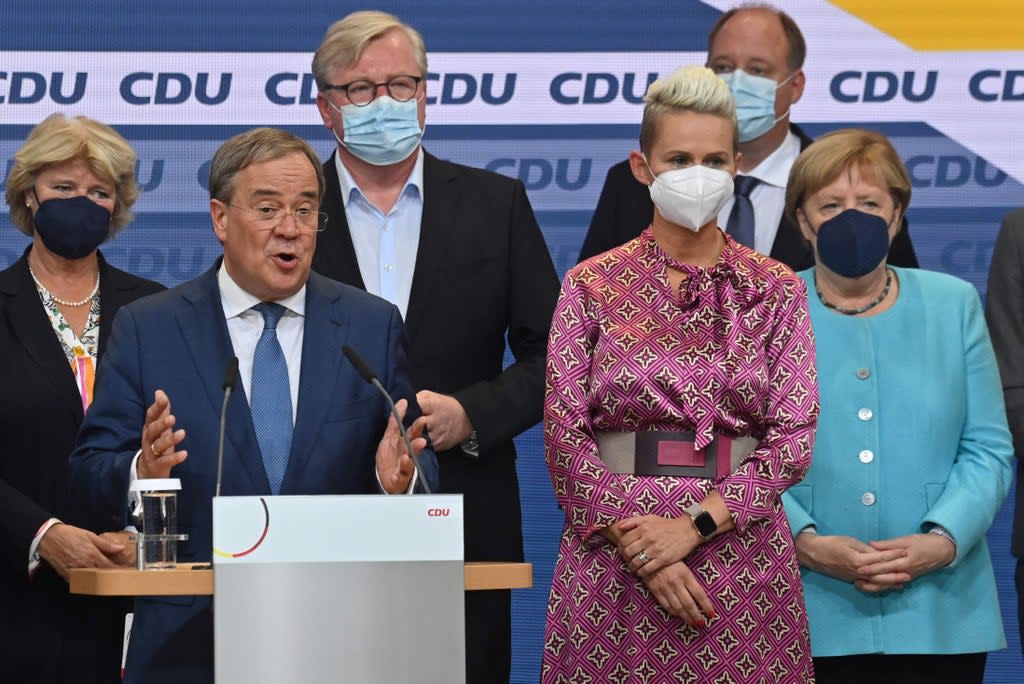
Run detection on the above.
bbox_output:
[543,66,819,683]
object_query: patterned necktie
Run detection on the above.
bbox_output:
[250,302,292,494]
[725,175,761,249]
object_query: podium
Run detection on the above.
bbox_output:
[71,494,531,683]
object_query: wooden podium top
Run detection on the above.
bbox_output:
[70,562,531,596]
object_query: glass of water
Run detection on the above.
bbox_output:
[129,478,188,570]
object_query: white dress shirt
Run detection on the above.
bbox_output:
[717,130,802,256]
[335,149,424,320]
[218,263,304,421]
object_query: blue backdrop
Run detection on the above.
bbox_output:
[1,2,1022,681]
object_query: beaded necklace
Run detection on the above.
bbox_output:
[28,263,100,307]
[815,268,892,316]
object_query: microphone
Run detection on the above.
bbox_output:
[214,357,239,498]
[342,345,432,494]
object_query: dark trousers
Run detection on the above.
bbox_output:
[813,652,987,684]
[440,453,522,684]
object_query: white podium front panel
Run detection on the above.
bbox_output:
[212,494,463,563]
[213,495,464,684]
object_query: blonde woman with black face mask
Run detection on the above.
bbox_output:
[0,114,165,683]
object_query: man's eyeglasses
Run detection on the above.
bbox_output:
[322,75,423,107]
[228,204,328,232]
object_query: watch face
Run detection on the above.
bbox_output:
[694,511,717,537]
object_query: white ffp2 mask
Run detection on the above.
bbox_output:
[646,163,734,232]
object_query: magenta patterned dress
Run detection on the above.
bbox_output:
[543,229,819,683]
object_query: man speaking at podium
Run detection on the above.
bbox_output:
[69,127,439,684]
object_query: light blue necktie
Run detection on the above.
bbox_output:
[250,302,292,494]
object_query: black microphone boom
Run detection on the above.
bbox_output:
[345,347,378,384]
[215,356,239,498]
[342,345,432,494]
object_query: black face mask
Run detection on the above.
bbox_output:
[814,209,892,278]
[32,195,112,260]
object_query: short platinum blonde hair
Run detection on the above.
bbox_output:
[639,65,738,155]
[5,113,139,237]
[208,128,325,204]
[312,11,428,90]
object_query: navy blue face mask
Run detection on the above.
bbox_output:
[32,195,112,260]
[814,208,892,278]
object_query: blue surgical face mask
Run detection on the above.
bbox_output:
[718,69,795,143]
[813,208,893,278]
[32,194,112,260]
[330,96,423,166]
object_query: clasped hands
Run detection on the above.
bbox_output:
[603,514,714,627]
[795,532,956,592]
[38,525,136,581]
[140,389,426,493]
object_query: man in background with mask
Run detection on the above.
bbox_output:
[309,11,559,684]
[577,3,919,270]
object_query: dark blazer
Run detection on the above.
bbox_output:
[577,123,919,270]
[0,247,163,684]
[312,151,559,682]
[985,207,1024,557]
[68,262,438,684]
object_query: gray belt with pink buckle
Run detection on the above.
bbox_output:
[595,430,759,478]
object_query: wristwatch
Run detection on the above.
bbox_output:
[686,503,717,539]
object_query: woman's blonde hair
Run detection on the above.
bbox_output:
[5,113,138,237]
[785,128,912,225]
[639,65,738,154]
[312,10,428,90]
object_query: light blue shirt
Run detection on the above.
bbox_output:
[334,149,424,320]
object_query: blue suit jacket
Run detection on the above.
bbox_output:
[69,262,439,683]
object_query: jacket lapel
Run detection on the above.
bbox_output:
[316,154,367,290]
[97,251,148,358]
[0,249,84,423]
[403,152,458,346]
[284,272,349,491]
[176,263,269,494]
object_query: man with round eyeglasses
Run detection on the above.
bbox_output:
[311,10,559,684]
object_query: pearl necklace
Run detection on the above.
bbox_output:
[815,268,893,316]
[28,263,100,308]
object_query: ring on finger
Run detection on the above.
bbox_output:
[150,443,159,456]
[635,550,651,565]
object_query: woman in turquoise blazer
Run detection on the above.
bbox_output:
[780,129,1013,684]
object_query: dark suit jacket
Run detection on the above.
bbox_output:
[985,207,1024,557]
[577,123,919,270]
[0,247,163,684]
[312,151,559,564]
[68,262,438,684]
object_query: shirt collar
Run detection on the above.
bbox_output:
[217,260,306,320]
[334,147,424,209]
[742,130,801,189]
